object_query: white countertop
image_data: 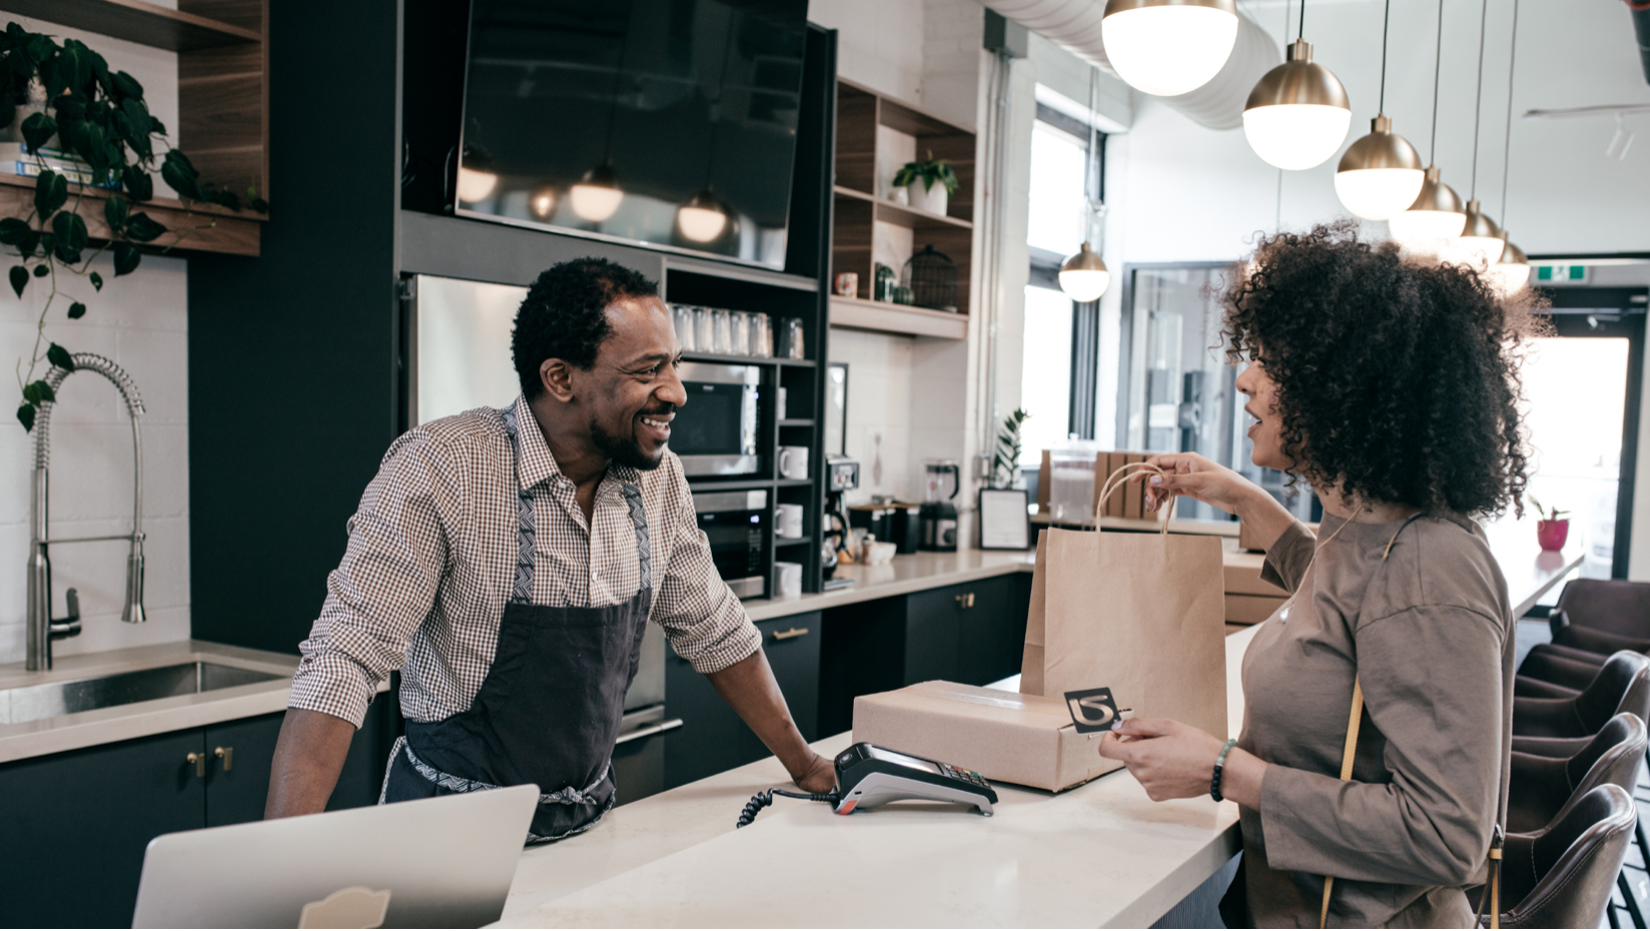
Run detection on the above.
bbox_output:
[492,627,1259,929]
[744,549,1036,621]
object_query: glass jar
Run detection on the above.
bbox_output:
[693,306,715,352]
[729,310,750,356]
[781,317,805,360]
[1048,438,1105,524]
[672,304,696,352]
[748,313,772,357]
[712,309,732,355]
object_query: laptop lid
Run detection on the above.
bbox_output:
[131,784,539,928]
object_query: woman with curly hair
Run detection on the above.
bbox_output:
[1098,223,1541,928]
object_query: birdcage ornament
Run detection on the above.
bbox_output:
[902,244,958,312]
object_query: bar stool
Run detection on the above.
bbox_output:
[1548,580,1650,657]
[1473,784,1638,928]
[1507,713,1648,927]
[1513,652,1650,748]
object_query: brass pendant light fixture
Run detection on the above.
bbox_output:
[1100,0,1240,97]
[676,17,735,244]
[1488,0,1530,295]
[571,28,631,223]
[1060,67,1110,303]
[1388,0,1467,249]
[1454,0,1505,271]
[1334,0,1425,220]
[1242,0,1352,172]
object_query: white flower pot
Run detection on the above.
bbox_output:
[908,182,949,217]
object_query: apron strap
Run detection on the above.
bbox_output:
[499,401,653,606]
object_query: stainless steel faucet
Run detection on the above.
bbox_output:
[26,353,146,671]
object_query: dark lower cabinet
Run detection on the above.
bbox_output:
[664,613,822,789]
[906,575,1025,688]
[0,698,395,928]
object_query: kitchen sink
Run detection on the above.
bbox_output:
[0,662,286,725]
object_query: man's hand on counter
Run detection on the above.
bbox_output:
[706,649,837,796]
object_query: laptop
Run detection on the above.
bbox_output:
[131,784,539,928]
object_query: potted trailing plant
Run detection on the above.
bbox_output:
[991,408,1030,490]
[0,24,267,431]
[1530,497,1570,552]
[892,150,958,217]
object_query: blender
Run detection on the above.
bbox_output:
[919,459,960,552]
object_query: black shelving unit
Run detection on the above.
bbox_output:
[186,0,840,652]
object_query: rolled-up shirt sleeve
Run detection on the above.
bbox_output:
[1258,603,1505,887]
[651,471,762,675]
[289,430,463,727]
[1260,519,1317,594]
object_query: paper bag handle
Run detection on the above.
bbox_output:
[1095,461,1175,533]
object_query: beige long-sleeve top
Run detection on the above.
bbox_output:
[1234,514,1514,928]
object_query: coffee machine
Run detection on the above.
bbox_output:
[919,459,960,552]
[822,454,860,590]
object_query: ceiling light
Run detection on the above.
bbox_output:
[1387,165,1466,248]
[1059,243,1111,303]
[1242,39,1352,170]
[569,161,623,222]
[528,183,558,220]
[1486,235,1531,295]
[1100,0,1240,98]
[1334,115,1425,220]
[677,189,729,243]
[1452,198,1504,271]
[456,146,498,205]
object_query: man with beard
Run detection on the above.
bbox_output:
[266,258,833,838]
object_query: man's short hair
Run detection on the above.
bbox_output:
[511,258,660,399]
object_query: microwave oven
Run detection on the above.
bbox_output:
[672,362,760,477]
[692,489,768,599]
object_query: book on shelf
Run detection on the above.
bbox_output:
[0,143,117,188]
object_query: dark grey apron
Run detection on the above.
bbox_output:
[379,403,652,842]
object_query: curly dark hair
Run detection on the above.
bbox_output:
[1222,222,1545,518]
[511,257,659,398]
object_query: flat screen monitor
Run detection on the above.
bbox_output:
[458,0,809,269]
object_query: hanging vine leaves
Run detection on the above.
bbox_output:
[0,23,268,430]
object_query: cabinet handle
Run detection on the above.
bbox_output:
[772,627,810,641]
[955,593,975,609]
[215,746,234,772]
[186,752,206,778]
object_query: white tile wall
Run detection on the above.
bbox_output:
[0,17,188,663]
[829,329,916,504]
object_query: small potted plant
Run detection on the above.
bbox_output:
[1530,497,1570,552]
[892,150,958,217]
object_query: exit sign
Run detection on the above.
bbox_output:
[1533,264,1590,284]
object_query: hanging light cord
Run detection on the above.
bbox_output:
[1428,0,1444,163]
[1298,0,1305,41]
[1378,0,1392,113]
[1499,0,1520,226]
[1470,0,1489,198]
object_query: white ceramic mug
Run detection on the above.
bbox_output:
[777,445,809,480]
[775,561,803,598]
[776,503,804,539]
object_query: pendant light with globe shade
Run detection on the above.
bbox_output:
[570,30,631,223]
[1100,0,1241,98]
[1454,0,1505,272]
[456,145,499,205]
[676,17,737,244]
[1334,0,1425,220]
[1060,69,1110,303]
[1487,0,1530,295]
[1387,0,1467,249]
[1242,0,1351,171]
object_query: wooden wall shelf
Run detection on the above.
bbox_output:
[829,295,967,340]
[0,0,259,51]
[0,173,262,256]
[831,79,976,315]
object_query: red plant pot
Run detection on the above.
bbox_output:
[1537,519,1570,552]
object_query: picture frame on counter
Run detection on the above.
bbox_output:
[978,488,1031,550]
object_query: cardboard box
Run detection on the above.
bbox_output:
[1037,449,1051,513]
[1223,549,1286,596]
[853,680,1119,792]
[1125,453,1148,519]
[1226,593,1288,624]
[1104,452,1128,517]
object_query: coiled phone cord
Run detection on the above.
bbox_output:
[735,788,839,828]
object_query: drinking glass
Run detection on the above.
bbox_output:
[672,304,696,352]
[748,313,772,357]
[712,309,732,355]
[694,306,715,351]
[782,317,805,360]
[729,311,750,356]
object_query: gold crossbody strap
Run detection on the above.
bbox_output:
[1318,679,1365,929]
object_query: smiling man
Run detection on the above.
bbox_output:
[265,258,832,839]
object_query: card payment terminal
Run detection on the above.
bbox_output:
[734,742,996,827]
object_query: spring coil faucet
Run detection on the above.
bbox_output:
[26,352,146,671]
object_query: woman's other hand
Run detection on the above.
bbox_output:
[1137,453,1295,550]
[1098,717,1265,807]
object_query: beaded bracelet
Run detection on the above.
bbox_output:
[1210,738,1239,802]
